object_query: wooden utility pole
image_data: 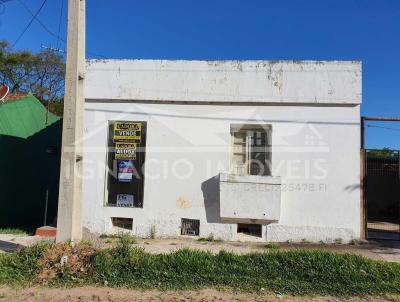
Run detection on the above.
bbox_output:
[56,0,85,243]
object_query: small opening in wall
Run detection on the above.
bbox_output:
[237,224,262,238]
[181,218,200,236]
[111,217,133,230]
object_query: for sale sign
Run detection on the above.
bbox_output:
[113,122,142,142]
[115,143,137,160]
[116,194,134,207]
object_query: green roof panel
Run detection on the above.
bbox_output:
[0,94,60,139]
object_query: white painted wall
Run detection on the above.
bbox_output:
[82,60,362,242]
[86,60,361,104]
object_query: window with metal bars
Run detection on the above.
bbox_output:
[181,218,200,236]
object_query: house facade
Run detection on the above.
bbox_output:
[82,60,362,242]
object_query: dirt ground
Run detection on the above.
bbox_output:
[132,237,400,262]
[0,286,399,302]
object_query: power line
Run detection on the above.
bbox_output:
[12,0,48,48]
[16,0,107,59]
[367,124,400,132]
[17,0,58,41]
[56,0,64,50]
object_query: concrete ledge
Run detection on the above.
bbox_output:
[219,173,281,185]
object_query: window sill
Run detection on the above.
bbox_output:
[105,204,143,209]
[220,173,281,185]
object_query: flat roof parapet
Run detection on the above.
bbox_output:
[85,60,361,105]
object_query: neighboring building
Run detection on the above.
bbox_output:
[0,93,62,230]
[82,60,362,242]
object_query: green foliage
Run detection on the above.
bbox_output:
[334,238,343,244]
[0,40,65,109]
[0,242,49,284]
[91,246,400,295]
[350,239,361,245]
[39,99,64,117]
[0,228,28,235]
[100,233,137,244]
[1,241,400,296]
[368,148,398,158]
[265,242,280,250]
[197,233,222,242]
[150,225,156,239]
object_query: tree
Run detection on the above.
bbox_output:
[368,148,397,158]
[0,40,65,114]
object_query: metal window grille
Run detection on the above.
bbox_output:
[181,218,200,236]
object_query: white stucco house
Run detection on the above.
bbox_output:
[82,60,362,243]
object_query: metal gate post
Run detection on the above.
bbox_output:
[360,149,367,240]
[398,150,400,236]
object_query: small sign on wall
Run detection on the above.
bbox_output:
[117,160,134,182]
[116,194,134,207]
[115,143,137,160]
[113,122,142,142]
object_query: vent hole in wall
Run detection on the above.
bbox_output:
[111,217,133,230]
[237,224,262,238]
[181,218,200,236]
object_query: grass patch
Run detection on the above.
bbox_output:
[265,242,280,250]
[0,228,28,236]
[0,242,50,284]
[0,238,400,296]
[334,238,343,244]
[99,234,137,244]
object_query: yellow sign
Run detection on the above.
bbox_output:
[115,143,137,160]
[113,122,142,142]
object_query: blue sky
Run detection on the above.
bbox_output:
[1,0,399,149]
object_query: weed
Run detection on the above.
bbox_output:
[0,228,28,236]
[301,238,311,244]
[100,234,123,239]
[150,225,156,239]
[265,242,280,250]
[0,241,50,284]
[349,239,361,245]
[334,238,343,244]
[197,233,221,242]
[100,233,136,244]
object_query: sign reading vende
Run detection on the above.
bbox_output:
[113,122,142,142]
[115,143,137,160]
